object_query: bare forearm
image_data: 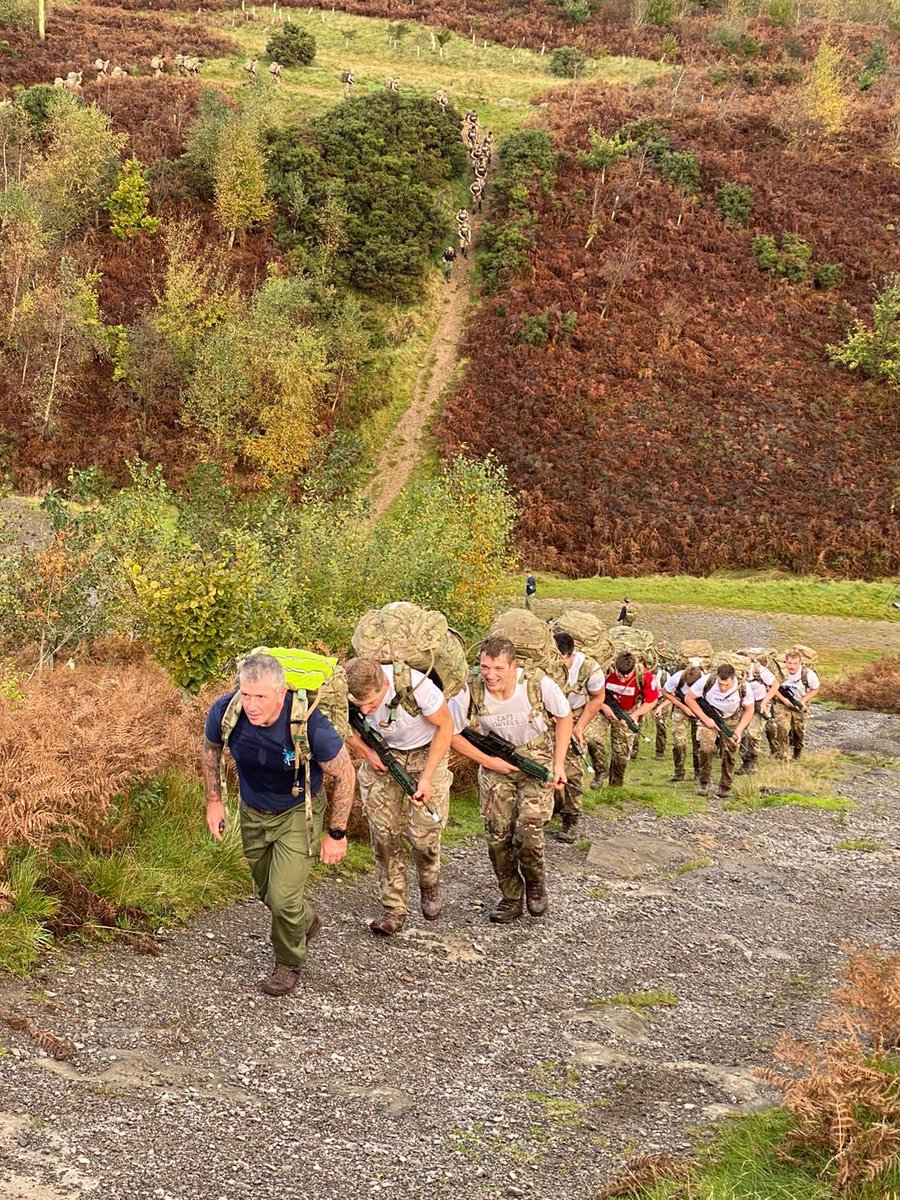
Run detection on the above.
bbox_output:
[202,738,223,804]
[554,714,573,773]
[321,746,356,828]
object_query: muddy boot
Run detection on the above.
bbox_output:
[525,879,548,917]
[260,963,302,997]
[489,897,524,924]
[696,782,710,798]
[370,908,406,936]
[420,882,443,921]
[556,814,579,844]
[671,747,685,782]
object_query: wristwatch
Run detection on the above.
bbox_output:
[327,827,347,840]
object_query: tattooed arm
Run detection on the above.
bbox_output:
[203,737,226,841]
[318,745,356,864]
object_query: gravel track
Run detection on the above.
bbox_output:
[1,712,898,1200]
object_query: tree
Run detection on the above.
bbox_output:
[549,46,587,77]
[105,157,160,240]
[804,41,851,137]
[266,22,316,66]
[152,218,238,368]
[578,127,634,183]
[0,102,32,189]
[827,276,900,387]
[0,184,49,336]
[212,117,273,248]
[26,102,126,238]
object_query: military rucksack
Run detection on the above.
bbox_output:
[486,608,568,690]
[549,610,616,672]
[677,638,713,670]
[351,601,468,719]
[771,644,817,687]
[607,625,658,672]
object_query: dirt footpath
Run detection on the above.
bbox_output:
[1,711,898,1200]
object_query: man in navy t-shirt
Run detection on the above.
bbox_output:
[202,653,356,997]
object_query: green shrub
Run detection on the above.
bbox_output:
[752,232,812,283]
[710,24,743,53]
[644,0,677,25]
[562,0,594,24]
[859,40,889,91]
[718,181,753,227]
[105,156,160,240]
[0,850,59,975]
[771,63,803,84]
[549,45,587,77]
[660,32,679,59]
[814,262,843,290]
[766,0,796,24]
[827,276,900,386]
[16,83,76,137]
[657,148,700,194]
[266,22,316,66]
[784,36,804,59]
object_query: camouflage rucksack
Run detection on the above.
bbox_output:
[677,639,713,670]
[771,644,818,687]
[351,601,468,717]
[549,610,616,672]
[486,608,568,690]
[607,625,658,672]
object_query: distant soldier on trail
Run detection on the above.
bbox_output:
[469,178,485,212]
[602,652,660,788]
[473,159,487,182]
[340,68,354,94]
[386,76,400,92]
[151,55,166,77]
[185,57,202,77]
[243,57,258,82]
[773,650,820,762]
[685,664,754,800]
[436,88,448,111]
[524,572,537,610]
[617,598,636,627]
[269,61,283,83]
[737,652,779,776]
[457,222,471,258]
[110,65,128,79]
[455,207,469,227]
[663,665,702,782]
[553,631,606,844]
[174,53,186,75]
[94,58,110,80]
[441,245,456,280]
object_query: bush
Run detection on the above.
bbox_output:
[827,276,900,385]
[266,22,316,67]
[643,0,677,26]
[657,148,700,195]
[859,40,889,91]
[752,232,812,283]
[824,656,900,712]
[766,0,796,25]
[105,156,160,240]
[549,46,587,77]
[717,181,753,227]
[813,262,842,290]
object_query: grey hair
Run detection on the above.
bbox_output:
[239,653,286,688]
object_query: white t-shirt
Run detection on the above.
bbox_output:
[664,668,685,697]
[363,665,445,751]
[689,674,754,718]
[566,652,605,713]
[747,664,776,703]
[784,666,820,697]
[447,685,471,735]
[477,669,570,746]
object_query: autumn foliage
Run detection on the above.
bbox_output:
[825,657,900,713]
[439,79,899,578]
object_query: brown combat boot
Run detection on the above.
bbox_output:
[260,962,302,997]
[696,782,710,798]
[525,880,548,917]
[305,910,322,944]
[369,908,406,936]
[556,814,579,844]
[489,897,524,924]
[420,882,443,921]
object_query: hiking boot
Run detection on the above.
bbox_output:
[420,883,443,921]
[369,909,406,936]
[260,962,302,997]
[489,897,524,924]
[654,753,665,761]
[670,773,686,783]
[716,787,732,800]
[305,911,322,944]
[696,783,710,798]
[525,881,548,917]
[555,815,579,844]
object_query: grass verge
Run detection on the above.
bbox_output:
[525,571,899,623]
[590,989,678,1014]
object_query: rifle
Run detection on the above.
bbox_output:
[571,735,595,780]
[778,684,805,713]
[459,728,553,782]
[605,693,652,742]
[349,706,440,824]
[694,696,736,741]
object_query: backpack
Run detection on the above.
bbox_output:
[771,644,817,688]
[219,646,347,839]
[486,608,568,690]
[607,625,658,672]
[709,650,752,681]
[351,602,468,719]
[737,646,779,684]
[655,640,680,675]
[549,610,616,672]
[677,639,713,670]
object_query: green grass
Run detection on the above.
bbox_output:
[313,834,373,882]
[726,752,851,813]
[524,571,899,622]
[662,856,712,878]
[726,790,851,813]
[835,836,883,852]
[443,789,483,846]
[628,1107,900,1200]
[0,850,59,975]
[590,989,679,1014]
[584,752,710,817]
[203,10,666,137]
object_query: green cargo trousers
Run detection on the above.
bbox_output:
[239,794,326,968]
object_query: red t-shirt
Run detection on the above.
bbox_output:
[605,670,659,711]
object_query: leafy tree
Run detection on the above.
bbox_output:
[152,218,239,368]
[105,157,160,240]
[0,102,32,189]
[15,83,73,139]
[656,148,700,194]
[212,117,273,248]
[827,277,900,386]
[717,181,753,227]
[859,41,889,91]
[578,127,634,182]
[181,87,235,199]
[804,41,850,137]
[26,102,126,237]
[266,22,316,66]
[549,46,587,77]
[0,184,49,336]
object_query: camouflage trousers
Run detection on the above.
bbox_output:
[698,719,740,794]
[479,738,555,900]
[609,714,642,786]
[774,703,807,760]
[740,710,768,771]
[358,747,452,916]
[653,700,670,757]
[671,707,699,779]
[560,713,606,818]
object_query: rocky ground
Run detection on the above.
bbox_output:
[1,710,899,1200]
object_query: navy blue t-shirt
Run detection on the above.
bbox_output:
[205,692,344,813]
